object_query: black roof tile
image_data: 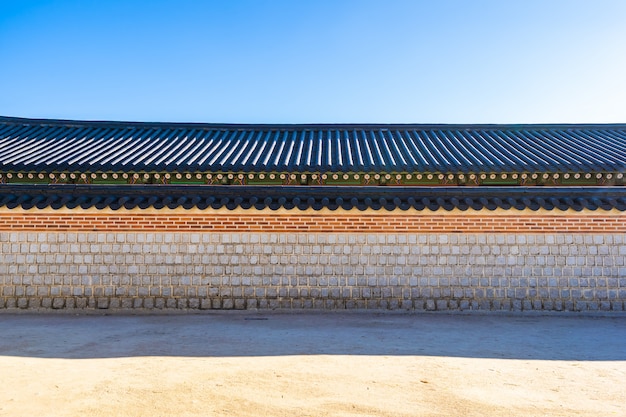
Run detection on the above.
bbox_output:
[1,116,625,174]
[1,185,625,211]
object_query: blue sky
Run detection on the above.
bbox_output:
[1,0,626,124]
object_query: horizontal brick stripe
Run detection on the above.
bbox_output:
[0,212,625,232]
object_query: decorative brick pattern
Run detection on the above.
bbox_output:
[0,212,625,233]
[1,232,624,312]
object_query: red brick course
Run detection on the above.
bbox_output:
[0,212,624,232]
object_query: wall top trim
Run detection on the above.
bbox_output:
[0,185,625,212]
[1,205,625,217]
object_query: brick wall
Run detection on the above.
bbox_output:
[0,210,625,233]
[1,207,625,312]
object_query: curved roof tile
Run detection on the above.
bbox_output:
[1,116,625,174]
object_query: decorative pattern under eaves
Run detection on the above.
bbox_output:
[1,170,623,186]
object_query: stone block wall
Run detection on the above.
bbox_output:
[1,231,625,312]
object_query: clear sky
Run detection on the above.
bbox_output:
[1,0,626,124]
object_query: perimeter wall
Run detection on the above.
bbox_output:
[1,207,625,311]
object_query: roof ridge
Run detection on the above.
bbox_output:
[2,115,626,130]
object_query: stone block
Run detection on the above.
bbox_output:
[151,298,164,309]
[436,300,447,310]
[587,301,599,311]
[96,298,109,309]
[52,297,65,310]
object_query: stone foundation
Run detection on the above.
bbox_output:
[1,231,624,311]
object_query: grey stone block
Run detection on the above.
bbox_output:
[71,297,85,308]
[116,297,130,308]
[52,297,65,309]
[154,298,165,309]
[96,297,109,309]
[436,300,448,310]
[587,301,599,311]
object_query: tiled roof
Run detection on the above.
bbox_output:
[1,116,625,174]
[1,185,624,211]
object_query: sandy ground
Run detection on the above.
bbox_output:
[0,312,624,417]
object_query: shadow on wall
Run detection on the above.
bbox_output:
[0,312,624,361]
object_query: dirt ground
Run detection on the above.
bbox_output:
[0,312,624,417]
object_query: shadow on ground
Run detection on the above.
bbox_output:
[0,312,624,361]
